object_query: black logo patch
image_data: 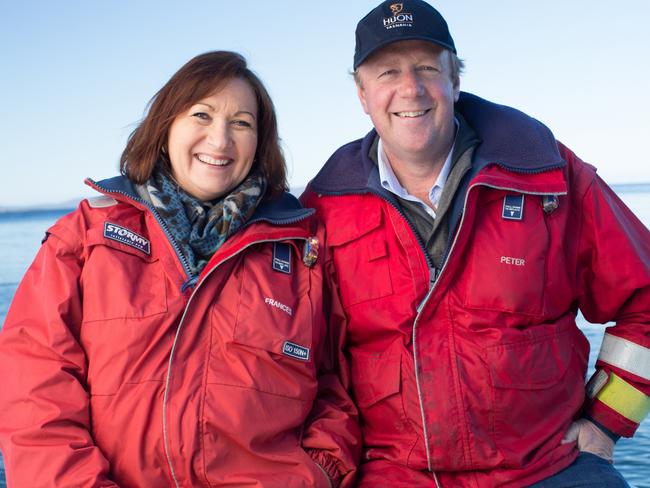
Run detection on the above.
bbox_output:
[273,243,291,274]
[104,222,150,255]
[502,195,525,220]
[282,341,310,361]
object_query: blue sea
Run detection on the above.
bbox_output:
[1,187,649,487]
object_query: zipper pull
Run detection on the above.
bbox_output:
[181,275,199,292]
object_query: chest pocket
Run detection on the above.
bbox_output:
[81,227,167,322]
[329,210,394,307]
[228,241,316,399]
[462,192,549,316]
[234,242,312,350]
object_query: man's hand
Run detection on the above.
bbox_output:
[561,418,615,462]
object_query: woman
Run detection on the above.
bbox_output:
[0,51,359,487]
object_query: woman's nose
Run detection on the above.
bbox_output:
[206,122,231,150]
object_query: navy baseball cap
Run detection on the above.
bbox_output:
[354,0,456,69]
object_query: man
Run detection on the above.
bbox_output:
[301,1,650,486]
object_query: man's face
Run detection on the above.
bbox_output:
[356,40,460,167]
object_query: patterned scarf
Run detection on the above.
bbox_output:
[142,168,266,277]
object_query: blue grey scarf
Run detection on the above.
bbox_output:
[145,168,266,276]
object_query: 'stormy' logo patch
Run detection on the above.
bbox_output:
[104,222,151,255]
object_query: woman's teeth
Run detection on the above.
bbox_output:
[196,154,230,166]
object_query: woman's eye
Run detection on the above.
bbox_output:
[232,120,253,128]
[192,112,211,121]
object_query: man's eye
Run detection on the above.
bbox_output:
[379,69,397,78]
[418,65,440,73]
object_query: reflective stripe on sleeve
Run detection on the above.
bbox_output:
[597,333,650,381]
[596,372,650,424]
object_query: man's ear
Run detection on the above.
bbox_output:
[356,77,370,115]
[453,77,461,102]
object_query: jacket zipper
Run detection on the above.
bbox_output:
[411,182,567,481]
[316,189,439,475]
[162,234,312,488]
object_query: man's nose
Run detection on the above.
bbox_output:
[399,71,424,98]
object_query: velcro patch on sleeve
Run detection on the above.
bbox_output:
[88,196,118,208]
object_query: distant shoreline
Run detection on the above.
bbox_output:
[0,182,648,216]
[0,207,75,221]
[610,182,650,193]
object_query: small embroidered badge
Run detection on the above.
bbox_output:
[282,341,310,361]
[273,243,292,274]
[302,237,319,267]
[103,222,151,255]
[542,194,559,214]
[502,195,525,220]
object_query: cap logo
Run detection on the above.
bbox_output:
[383,4,413,29]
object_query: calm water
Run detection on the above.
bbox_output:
[0,188,649,487]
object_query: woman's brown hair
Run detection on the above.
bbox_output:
[120,51,287,199]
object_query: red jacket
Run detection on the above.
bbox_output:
[301,93,650,487]
[0,176,360,487]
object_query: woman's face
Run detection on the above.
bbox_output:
[167,77,258,201]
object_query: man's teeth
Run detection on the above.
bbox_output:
[396,110,427,118]
[197,155,229,165]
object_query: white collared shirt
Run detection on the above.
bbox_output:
[377,133,456,219]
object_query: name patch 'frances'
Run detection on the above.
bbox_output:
[104,222,151,255]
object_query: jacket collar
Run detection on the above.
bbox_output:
[309,91,566,195]
[85,175,313,225]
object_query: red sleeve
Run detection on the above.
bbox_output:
[569,150,650,437]
[0,216,119,487]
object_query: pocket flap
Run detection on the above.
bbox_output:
[487,328,573,390]
[86,226,156,262]
[327,209,382,247]
[351,348,401,407]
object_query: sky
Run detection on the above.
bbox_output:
[1,0,649,207]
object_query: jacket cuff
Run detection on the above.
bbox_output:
[584,398,639,438]
[584,368,649,437]
[305,448,342,487]
[583,415,621,442]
